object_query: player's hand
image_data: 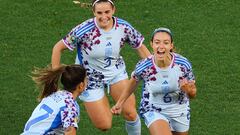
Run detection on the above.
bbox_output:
[180,78,197,98]
[180,78,195,93]
[64,126,76,135]
[111,104,122,115]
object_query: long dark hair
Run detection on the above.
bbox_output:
[31,64,86,101]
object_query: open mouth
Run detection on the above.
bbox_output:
[157,50,165,56]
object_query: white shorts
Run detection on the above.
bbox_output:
[143,111,190,132]
[79,70,128,102]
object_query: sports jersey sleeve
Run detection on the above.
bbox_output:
[183,64,195,81]
[62,19,95,51]
[175,54,195,81]
[123,21,144,49]
[62,25,81,51]
[131,60,145,82]
[61,97,79,129]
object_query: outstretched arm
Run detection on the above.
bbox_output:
[51,40,68,69]
[136,44,151,59]
[111,78,138,114]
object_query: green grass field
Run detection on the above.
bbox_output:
[1,0,240,134]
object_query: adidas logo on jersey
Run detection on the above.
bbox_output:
[162,80,168,85]
[106,42,112,46]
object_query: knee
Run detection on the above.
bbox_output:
[96,122,112,131]
[95,119,112,131]
[122,109,137,121]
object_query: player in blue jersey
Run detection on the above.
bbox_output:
[51,0,150,134]
[111,27,197,135]
[21,64,87,135]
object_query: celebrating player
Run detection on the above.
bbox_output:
[111,27,197,135]
[21,64,87,135]
[51,0,150,134]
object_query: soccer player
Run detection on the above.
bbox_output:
[21,65,87,135]
[111,27,197,135]
[51,0,150,134]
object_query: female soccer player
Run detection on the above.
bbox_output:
[51,0,150,134]
[21,65,87,135]
[111,27,197,135]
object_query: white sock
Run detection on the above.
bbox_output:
[125,114,141,135]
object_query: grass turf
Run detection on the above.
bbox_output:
[0,0,239,134]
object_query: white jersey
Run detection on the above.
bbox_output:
[21,91,80,135]
[132,53,195,117]
[63,17,144,90]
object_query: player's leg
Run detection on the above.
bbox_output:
[83,96,112,131]
[110,79,141,135]
[143,111,172,135]
[170,111,190,135]
[149,120,172,135]
[80,89,112,131]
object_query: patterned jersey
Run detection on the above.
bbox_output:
[132,53,195,117]
[21,91,80,135]
[63,17,144,90]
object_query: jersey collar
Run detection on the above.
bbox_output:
[151,52,175,70]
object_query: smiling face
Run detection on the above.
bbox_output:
[93,2,115,30]
[151,32,173,61]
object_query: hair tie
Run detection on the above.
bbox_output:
[92,0,114,7]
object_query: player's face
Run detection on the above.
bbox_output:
[151,32,173,61]
[93,2,115,30]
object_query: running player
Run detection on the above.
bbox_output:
[51,0,151,134]
[111,27,197,135]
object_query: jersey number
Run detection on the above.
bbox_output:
[163,93,172,103]
[24,104,54,131]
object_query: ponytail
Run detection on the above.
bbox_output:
[31,64,86,101]
[31,65,66,101]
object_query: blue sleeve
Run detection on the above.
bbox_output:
[119,19,144,49]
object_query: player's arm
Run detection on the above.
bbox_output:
[111,78,138,114]
[51,40,68,69]
[136,43,151,59]
[64,126,77,135]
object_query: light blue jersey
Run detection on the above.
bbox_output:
[21,91,80,135]
[132,53,194,117]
